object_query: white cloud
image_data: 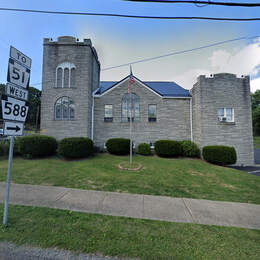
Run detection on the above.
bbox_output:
[251,77,260,93]
[172,38,260,90]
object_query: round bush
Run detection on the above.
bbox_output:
[106,138,130,155]
[137,143,151,156]
[202,145,237,165]
[181,140,200,158]
[155,140,182,157]
[0,141,9,156]
[19,135,57,158]
[58,137,93,159]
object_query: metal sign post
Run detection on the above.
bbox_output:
[3,136,15,226]
[2,46,31,226]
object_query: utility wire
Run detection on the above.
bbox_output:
[101,35,260,71]
[0,7,260,21]
[123,0,260,7]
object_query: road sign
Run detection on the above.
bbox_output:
[7,58,30,89]
[4,121,24,136]
[6,83,28,101]
[10,46,32,69]
[1,95,29,122]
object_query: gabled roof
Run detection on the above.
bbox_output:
[94,75,191,98]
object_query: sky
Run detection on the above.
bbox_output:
[0,0,259,92]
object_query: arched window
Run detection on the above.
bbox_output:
[54,97,75,120]
[55,62,76,88]
[122,93,140,122]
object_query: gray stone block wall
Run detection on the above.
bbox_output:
[93,78,191,148]
[40,36,100,140]
[191,73,254,166]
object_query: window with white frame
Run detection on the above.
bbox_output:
[104,105,113,122]
[148,104,157,122]
[55,97,75,120]
[56,62,76,88]
[218,108,234,122]
[122,93,140,122]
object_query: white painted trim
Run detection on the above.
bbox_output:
[91,94,94,140]
[162,96,192,99]
[134,78,162,98]
[190,98,193,141]
[99,77,130,97]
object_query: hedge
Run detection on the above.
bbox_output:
[106,138,130,155]
[181,140,200,158]
[19,135,57,158]
[137,143,151,156]
[202,145,237,165]
[57,137,93,159]
[155,140,182,157]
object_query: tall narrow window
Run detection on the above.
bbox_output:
[122,93,140,122]
[104,105,113,122]
[218,108,234,122]
[54,97,75,120]
[55,62,76,88]
[148,105,157,122]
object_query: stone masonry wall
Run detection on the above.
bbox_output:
[191,73,254,166]
[40,36,100,140]
[93,78,191,148]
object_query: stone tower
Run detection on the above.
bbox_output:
[191,73,254,166]
[40,36,100,140]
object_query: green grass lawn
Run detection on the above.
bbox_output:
[0,204,259,259]
[0,154,260,204]
[254,136,260,148]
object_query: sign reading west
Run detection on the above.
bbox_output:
[7,58,30,89]
[6,83,28,101]
[1,95,29,123]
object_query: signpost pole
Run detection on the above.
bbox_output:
[3,136,15,226]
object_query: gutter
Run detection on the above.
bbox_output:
[190,98,193,141]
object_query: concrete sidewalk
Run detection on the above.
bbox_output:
[1,182,260,230]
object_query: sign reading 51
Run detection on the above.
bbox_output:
[1,96,29,122]
[7,58,30,89]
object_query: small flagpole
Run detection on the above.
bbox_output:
[129,66,133,165]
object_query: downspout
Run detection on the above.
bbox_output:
[190,97,193,141]
[91,94,94,140]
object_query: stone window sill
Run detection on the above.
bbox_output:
[218,121,236,125]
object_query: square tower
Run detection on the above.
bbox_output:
[40,36,100,140]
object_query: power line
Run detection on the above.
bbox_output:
[101,35,260,71]
[123,0,260,7]
[0,7,260,21]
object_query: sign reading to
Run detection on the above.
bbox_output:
[7,58,30,89]
[10,46,32,69]
[4,121,24,136]
[6,83,28,101]
[2,95,29,123]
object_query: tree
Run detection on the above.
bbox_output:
[251,90,260,136]
[0,84,41,129]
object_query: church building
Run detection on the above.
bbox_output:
[40,36,255,166]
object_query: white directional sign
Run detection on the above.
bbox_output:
[6,83,28,101]
[7,58,30,89]
[10,46,32,69]
[4,121,24,136]
[1,96,29,122]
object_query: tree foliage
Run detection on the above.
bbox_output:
[252,90,260,136]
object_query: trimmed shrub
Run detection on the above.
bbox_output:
[202,145,237,165]
[0,141,9,156]
[58,137,93,159]
[19,135,57,158]
[155,140,182,157]
[106,138,130,155]
[181,140,200,158]
[138,143,151,156]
